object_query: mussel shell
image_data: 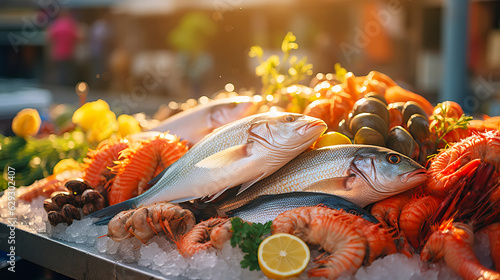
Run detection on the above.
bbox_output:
[61,204,81,222]
[386,126,415,157]
[337,119,354,139]
[350,113,388,141]
[387,102,405,113]
[82,203,96,216]
[407,114,430,142]
[354,127,386,147]
[65,179,92,195]
[352,98,389,125]
[50,191,75,207]
[364,92,388,105]
[47,211,65,227]
[43,199,61,213]
[403,101,428,124]
[81,189,104,205]
[74,195,84,208]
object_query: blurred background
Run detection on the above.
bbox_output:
[0,0,499,135]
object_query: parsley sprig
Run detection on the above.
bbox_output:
[230,217,272,271]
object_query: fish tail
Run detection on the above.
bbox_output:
[89,198,137,225]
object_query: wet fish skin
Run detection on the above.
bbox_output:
[149,96,261,145]
[215,144,428,214]
[90,112,327,225]
[226,192,378,224]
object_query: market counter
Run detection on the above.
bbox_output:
[0,222,169,280]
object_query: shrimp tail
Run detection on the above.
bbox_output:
[90,198,137,225]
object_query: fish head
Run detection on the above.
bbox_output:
[351,146,428,195]
[248,112,327,151]
[209,96,261,128]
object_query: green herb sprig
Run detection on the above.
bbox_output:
[249,32,313,96]
[230,217,272,271]
[432,102,472,147]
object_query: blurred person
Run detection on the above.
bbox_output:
[47,10,79,86]
[90,13,114,89]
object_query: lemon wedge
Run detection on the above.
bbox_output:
[258,233,310,279]
[314,131,352,148]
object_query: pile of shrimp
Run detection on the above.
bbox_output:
[106,133,188,205]
[17,139,130,202]
[371,130,500,280]
[272,206,397,279]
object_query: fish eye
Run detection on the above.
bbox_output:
[283,115,295,122]
[387,154,401,164]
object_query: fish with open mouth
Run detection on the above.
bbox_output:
[91,112,327,224]
[149,96,261,145]
[212,144,428,216]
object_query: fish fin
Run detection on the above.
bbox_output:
[144,165,170,188]
[89,198,137,225]
[195,143,251,169]
[303,176,354,193]
[168,197,199,203]
[205,186,232,203]
[236,173,266,195]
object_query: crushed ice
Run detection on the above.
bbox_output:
[0,192,495,279]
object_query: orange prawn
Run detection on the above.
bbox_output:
[486,222,500,270]
[107,134,188,205]
[82,139,129,191]
[107,202,195,244]
[399,195,443,249]
[272,206,396,279]
[421,221,500,280]
[426,130,500,197]
[177,217,231,257]
[370,189,414,230]
[18,169,83,202]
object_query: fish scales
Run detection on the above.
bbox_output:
[215,145,427,214]
[137,113,327,205]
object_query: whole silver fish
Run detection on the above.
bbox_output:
[91,112,326,224]
[149,96,261,144]
[226,192,378,224]
[215,144,428,215]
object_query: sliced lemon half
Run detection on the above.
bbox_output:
[314,131,352,148]
[258,233,310,279]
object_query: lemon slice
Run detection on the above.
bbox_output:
[53,158,82,175]
[314,131,352,148]
[258,233,310,279]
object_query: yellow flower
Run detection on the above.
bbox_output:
[117,114,141,137]
[72,99,112,132]
[72,99,119,143]
[86,110,118,143]
[53,158,82,175]
[12,108,42,138]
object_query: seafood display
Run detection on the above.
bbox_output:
[90,112,326,224]
[3,56,500,280]
[212,144,427,214]
[149,96,261,145]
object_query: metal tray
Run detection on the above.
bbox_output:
[0,222,181,280]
